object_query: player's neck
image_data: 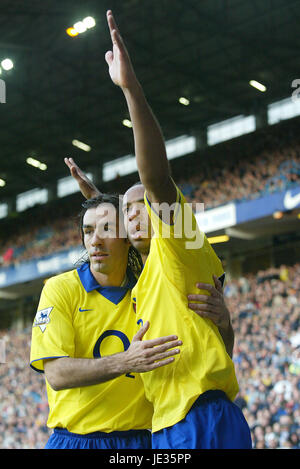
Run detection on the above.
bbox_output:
[141,253,148,264]
[90,266,128,287]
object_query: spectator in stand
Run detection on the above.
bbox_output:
[1,262,299,448]
[0,329,51,448]
[1,119,300,267]
[227,262,300,449]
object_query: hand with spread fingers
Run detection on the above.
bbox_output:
[187,275,234,357]
[64,157,101,200]
[126,321,182,373]
[188,275,230,330]
[105,10,139,91]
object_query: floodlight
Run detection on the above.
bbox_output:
[73,21,87,34]
[26,157,47,170]
[72,139,91,152]
[249,80,266,92]
[66,27,79,37]
[207,235,230,244]
[122,119,132,128]
[179,97,190,106]
[83,17,96,29]
[1,59,13,71]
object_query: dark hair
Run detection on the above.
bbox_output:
[78,193,121,243]
[77,193,143,278]
[131,180,143,187]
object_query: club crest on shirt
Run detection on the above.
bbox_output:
[33,307,53,332]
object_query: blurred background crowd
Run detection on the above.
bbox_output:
[0,262,299,449]
[1,0,300,452]
[0,108,300,450]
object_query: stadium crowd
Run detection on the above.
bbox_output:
[0,118,299,448]
[227,263,300,449]
[0,328,51,449]
[180,141,300,211]
[0,262,299,449]
[1,118,300,268]
[177,115,300,210]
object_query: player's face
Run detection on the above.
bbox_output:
[83,203,129,276]
[122,185,153,255]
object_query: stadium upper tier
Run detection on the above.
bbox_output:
[1,117,300,268]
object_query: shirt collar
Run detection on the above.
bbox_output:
[77,262,136,305]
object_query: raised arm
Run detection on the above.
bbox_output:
[105,10,177,205]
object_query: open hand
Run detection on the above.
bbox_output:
[64,157,101,200]
[125,321,182,372]
[105,10,139,90]
[187,275,231,330]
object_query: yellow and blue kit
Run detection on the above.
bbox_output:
[30,262,153,449]
[132,185,251,448]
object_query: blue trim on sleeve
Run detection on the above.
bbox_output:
[30,355,69,373]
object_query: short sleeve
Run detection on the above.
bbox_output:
[144,185,205,252]
[144,184,224,280]
[30,277,75,372]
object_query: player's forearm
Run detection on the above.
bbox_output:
[43,328,182,391]
[122,83,176,202]
[44,354,129,391]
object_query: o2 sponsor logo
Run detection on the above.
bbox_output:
[93,329,134,378]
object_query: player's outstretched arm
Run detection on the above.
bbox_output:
[44,322,181,391]
[64,157,101,200]
[105,10,177,206]
[187,275,234,358]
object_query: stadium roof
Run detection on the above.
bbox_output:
[1,0,300,201]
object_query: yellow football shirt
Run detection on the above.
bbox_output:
[30,262,153,434]
[131,186,239,433]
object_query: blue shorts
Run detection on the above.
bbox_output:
[45,427,151,449]
[152,390,252,449]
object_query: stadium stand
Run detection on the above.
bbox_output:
[1,117,300,267]
[0,117,299,448]
[0,262,299,449]
[1,0,300,452]
[229,263,300,449]
[175,115,300,210]
[0,328,51,449]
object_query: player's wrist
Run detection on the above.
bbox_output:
[122,79,143,99]
[116,350,133,375]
